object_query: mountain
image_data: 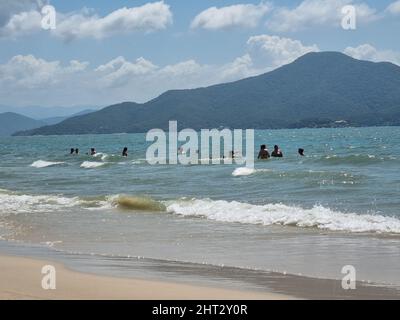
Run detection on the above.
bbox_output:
[0,112,46,136]
[0,105,100,119]
[15,52,400,136]
[41,109,96,125]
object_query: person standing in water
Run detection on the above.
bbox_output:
[75,148,79,155]
[271,145,283,158]
[90,148,96,156]
[70,148,75,155]
[298,148,305,156]
[258,145,270,159]
[122,147,128,157]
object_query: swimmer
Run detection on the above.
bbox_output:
[271,145,283,158]
[122,147,128,157]
[258,145,270,159]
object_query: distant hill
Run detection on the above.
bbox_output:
[41,109,96,125]
[0,112,46,136]
[15,52,400,136]
[0,105,100,119]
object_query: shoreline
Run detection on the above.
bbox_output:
[1,240,399,300]
[0,254,289,300]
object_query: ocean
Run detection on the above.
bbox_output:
[1,126,400,293]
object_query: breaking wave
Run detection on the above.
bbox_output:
[165,198,400,234]
[80,161,106,169]
[1,188,400,234]
[232,167,271,176]
[30,160,65,168]
[109,195,165,211]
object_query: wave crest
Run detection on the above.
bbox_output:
[232,167,271,176]
[165,199,400,234]
[31,160,65,168]
[110,195,166,211]
[80,161,105,169]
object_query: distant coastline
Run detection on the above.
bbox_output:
[13,52,400,136]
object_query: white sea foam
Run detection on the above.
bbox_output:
[165,199,400,234]
[0,192,80,215]
[30,160,65,168]
[92,152,109,161]
[2,187,400,234]
[80,161,105,169]
[0,190,110,215]
[232,167,271,176]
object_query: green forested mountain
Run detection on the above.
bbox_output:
[15,52,400,136]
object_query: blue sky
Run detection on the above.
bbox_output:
[0,0,399,108]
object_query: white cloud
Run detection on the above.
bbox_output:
[0,0,39,25]
[191,2,271,30]
[0,54,88,89]
[0,34,322,106]
[96,57,158,88]
[0,1,172,40]
[247,35,319,68]
[386,1,400,15]
[344,44,400,66]
[218,54,254,80]
[0,0,44,38]
[159,60,203,77]
[0,10,42,38]
[267,0,379,32]
[54,1,173,41]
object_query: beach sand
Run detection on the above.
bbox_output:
[0,255,291,300]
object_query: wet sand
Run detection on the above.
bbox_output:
[0,255,290,300]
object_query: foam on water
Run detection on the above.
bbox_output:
[80,161,105,169]
[0,190,110,215]
[30,160,65,168]
[0,191,80,215]
[165,198,400,234]
[232,167,271,176]
[1,187,400,234]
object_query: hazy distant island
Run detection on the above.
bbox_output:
[13,52,400,136]
[0,109,96,136]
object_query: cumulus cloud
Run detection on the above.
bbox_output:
[158,60,203,77]
[54,1,173,41]
[191,2,271,30]
[0,1,172,39]
[267,0,379,32]
[0,10,42,38]
[344,44,400,66]
[0,0,44,38]
[95,56,158,88]
[247,34,319,68]
[0,0,39,25]
[386,1,400,15]
[217,54,258,81]
[0,35,322,106]
[0,54,88,89]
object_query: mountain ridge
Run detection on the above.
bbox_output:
[0,112,46,136]
[14,52,400,136]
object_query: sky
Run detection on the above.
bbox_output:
[0,0,399,108]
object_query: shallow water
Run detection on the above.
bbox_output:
[0,127,399,285]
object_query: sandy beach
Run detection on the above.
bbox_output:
[0,255,291,300]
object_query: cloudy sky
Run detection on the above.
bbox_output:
[0,0,399,108]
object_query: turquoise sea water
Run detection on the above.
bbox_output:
[1,127,400,285]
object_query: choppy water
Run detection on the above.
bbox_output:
[1,127,400,285]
